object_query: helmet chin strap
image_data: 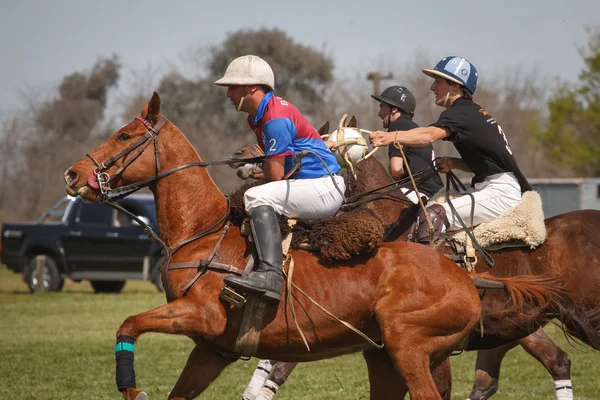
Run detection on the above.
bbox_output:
[441,82,457,108]
[236,86,249,112]
[442,91,451,108]
[385,105,397,128]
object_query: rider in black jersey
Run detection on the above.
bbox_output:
[371,85,442,202]
[370,56,531,252]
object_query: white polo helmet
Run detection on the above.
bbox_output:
[214,54,275,91]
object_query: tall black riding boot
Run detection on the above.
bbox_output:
[416,204,449,253]
[224,205,283,303]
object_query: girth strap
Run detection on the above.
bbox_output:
[175,221,235,295]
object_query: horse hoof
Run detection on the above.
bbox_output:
[134,392,149,400]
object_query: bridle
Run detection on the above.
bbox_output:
[86,116,167,200]
[86,116,265,203]
[84,115,260,301]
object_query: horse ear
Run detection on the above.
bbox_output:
[144,92,161,124]
[348,116,357,128]
[317,121,330,136]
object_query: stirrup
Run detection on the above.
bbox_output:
[220,285,246,308]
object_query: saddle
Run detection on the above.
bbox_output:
[431,190,547,251]
[229,179,386,262]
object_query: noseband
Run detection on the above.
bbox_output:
[86,116,168,200]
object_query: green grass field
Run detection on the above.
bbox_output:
[1,265,599,399]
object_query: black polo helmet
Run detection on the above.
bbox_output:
[371,85,416,116]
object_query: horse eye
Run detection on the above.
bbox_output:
[118,132,131,141]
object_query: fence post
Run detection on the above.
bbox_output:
[34,255,46,293]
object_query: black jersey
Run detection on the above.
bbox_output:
[388,115,443,197]
[430,98,531,192]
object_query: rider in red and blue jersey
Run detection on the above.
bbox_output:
[215,55,345,303]
[249,91,341,179]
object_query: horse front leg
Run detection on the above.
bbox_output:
[255,361,299,400]
[116,298,226,400]
[468,342,516,400]
[242,359,274,400]
[431,358,452,400]
[242,360,298,400]
[168,341,235,399]
[363,347,407,400]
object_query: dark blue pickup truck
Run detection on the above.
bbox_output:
[0,194,163,293]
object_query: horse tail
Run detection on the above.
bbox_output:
[472,272,600,350]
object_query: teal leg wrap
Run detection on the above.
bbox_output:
[115,335,136,391]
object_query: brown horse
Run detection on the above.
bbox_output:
[348,145,600,399]
[239,141,587,400]
[63,92,596,400]
[328,145,600,400]
[240,152,452,399]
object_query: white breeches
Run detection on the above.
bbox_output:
[244,175,346,219]
[441,172,522,231]
[400,187,429,204]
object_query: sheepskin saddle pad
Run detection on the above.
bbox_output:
[444,191,547,250]
[229,181,385,262]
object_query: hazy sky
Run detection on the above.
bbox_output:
[1,0,598,113]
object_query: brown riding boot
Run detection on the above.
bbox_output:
[223,205,283,303]
[416,204,449,253]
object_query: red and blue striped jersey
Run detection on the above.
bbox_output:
[248,92,341,179]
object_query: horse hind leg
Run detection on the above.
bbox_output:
[468,328,572,400]
[363,347,408,400]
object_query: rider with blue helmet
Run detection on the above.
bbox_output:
[370,56,531,252]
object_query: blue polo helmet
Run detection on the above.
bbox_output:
[422,56,478,94]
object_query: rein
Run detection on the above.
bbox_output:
[340,161,436,211]
[85,115,248,301]
[445,171,494,268]
[86,116,263,202]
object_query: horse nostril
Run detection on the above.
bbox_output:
[64,169,78,186]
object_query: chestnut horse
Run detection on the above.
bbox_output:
[241,142,591,400]
[336,140,600,400]
[64,93,597,400]
[240,152,453,399]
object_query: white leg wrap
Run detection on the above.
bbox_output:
[555,379,573,400]
[242,359,273,400]
[255,380,280,400]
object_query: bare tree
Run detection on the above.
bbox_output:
[0,57,121,221]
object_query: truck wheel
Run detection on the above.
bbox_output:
[24,256,64,293]
[90,280,126,293]
[151,257,165,293]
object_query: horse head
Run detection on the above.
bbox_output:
[64,92,229,249]
[64,92,170,201]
